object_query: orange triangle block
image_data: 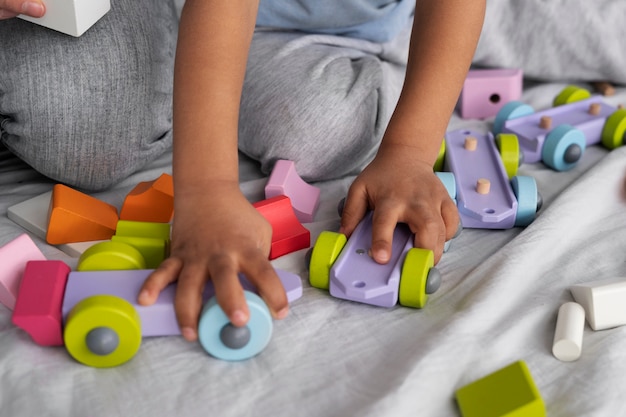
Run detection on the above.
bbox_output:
[46,185,119,245]
[120,173,174,223]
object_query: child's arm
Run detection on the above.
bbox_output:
[0,0,45,19]
[138,0,288,341]
[340,0,486,264]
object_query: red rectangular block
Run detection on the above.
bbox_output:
[12,260,71,346]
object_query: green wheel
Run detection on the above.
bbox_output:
[433,139,446,172]
[496,133,520,178]
[399,248,436,308]
[601,109,626,149]
[309,231,347,290]
[553,86,591,106]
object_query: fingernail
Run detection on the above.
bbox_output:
[374,249,389,263]
[231,310,248,326]
[137,290,150,304]
[276,307,289,320]
[181,327,197,341]
[22,2,45,17]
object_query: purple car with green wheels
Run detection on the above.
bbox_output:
[493,85,626,171]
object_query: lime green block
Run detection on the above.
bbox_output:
[455,361,546,417]
[111,235,168,269]
[77,241,147,271]
[116,220,171,240]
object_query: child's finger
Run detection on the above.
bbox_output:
[173,263,214,341]
[241,255,289,320]
[138,257,183,306]
[370,208,399,264]
[339,184,368,237]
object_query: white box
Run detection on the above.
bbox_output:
[19,0,110,37]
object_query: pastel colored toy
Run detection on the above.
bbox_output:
[0,234,47,310]
[12,261,71,346]
[265,160,321,223]
[458,68,523,119]
[570,277,626,331]
[120,173,174,223]
[77,241,147,271]
[253,195,311,259]
[111,220,171,268]
[46,184,119,245]
[494,86,626,171]
[309,211,441,308]
[552,302,585,362]
[12,262,303,366]
[7,191,105,257]
[442,129,540,229]
[18,0,110,37]
[455,361,546,417]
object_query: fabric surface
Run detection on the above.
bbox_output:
[473,0,626,84]
[0,0,178,191]
[256,0,414,43]
[239,27,410,181]
[0,82,625,417]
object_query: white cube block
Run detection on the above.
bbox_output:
[570,277,626,331]
[19,0,110,37]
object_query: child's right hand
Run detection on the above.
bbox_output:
[0,0,45,19]
[138,183,289,341]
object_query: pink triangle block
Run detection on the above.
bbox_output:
[0,234,47,310]
[265,160,320,223]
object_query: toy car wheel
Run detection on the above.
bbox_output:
[511,176,539,227]
[198,291,272,361]
[496,133,521,178]
[399,248,437,308]
[309,231,347,290]
[435,171,457,201]
[553,86,591,106]
[601,109,626,150]
[541,124,586,171]
[64,295,142,368]
[493,101,534,134]
[77,241,147,272]
[434,139,446,172]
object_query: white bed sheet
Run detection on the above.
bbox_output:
[1,82,625,417]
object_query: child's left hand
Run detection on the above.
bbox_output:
[339,142,459,264]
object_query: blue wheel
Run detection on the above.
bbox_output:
[435,171,457,201]
[198,291,272,361]
[541,124,586,171]
[493,101,534,134]
[511,176,538,227]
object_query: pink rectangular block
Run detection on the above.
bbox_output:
[0,234,47,310]
[458,68,523,119]
[12,260,70,346]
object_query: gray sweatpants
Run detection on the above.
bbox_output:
[0,1,410,190]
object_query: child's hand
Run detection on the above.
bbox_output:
[138,183,289,341]
[0,0,45,19]
[340,143,459,264]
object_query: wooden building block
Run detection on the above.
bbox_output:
[265,160,321,223]
[570,277,626,330]
[0,234,47,310]
[456,361,545,417]
[253,196,310,260]
[120,173,174,223]
[18,0,110,37]
[12,260,71,346]
[46,184,119,245]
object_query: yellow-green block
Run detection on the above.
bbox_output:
[116,220,171,240]
[455,361,545,417]
[111,235,168,269]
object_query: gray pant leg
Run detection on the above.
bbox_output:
[0,0,178,191]
[239,29,410,182]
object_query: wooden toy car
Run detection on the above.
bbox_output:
[493,86,626,171]
[308,212,441,309]
[441,129,540,229]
